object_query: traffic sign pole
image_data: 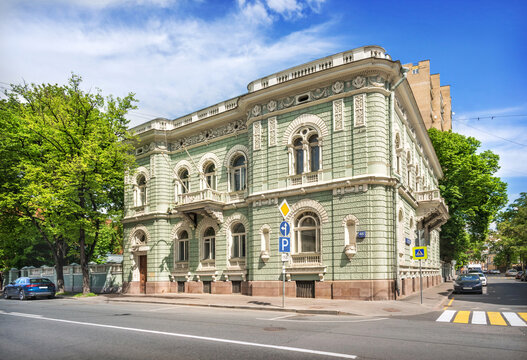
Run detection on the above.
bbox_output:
[282,262,286,308]
[419,259,423,304]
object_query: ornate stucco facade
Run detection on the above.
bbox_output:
[123,45,448,300]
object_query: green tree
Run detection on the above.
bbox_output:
[495,193,527,270]
[1,75,136,294]
[428,129,508,264]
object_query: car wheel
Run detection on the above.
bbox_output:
[478,290,483,294]
[18,290,26,301]
[3,290,9,300]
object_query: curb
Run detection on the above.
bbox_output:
[98,297,353,316]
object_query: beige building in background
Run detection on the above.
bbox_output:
[404,60,452,131]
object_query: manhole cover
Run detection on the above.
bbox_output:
[263,327,286,332]
[113,313,131,316]
[382,308,401,313]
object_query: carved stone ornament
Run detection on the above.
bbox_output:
[253,120,261,151]
[252,104,262,117]
[333,99,344,132]
[369,75,385,87]
[268,117,277,147]
[312,87,327,99]
[282,96,295,108]
[171,119,246,151]
[352,75,366,89]
[354,94,365,127]
[267,100,277,112]
[260,250,270,263]
[332,81,344,94]
[344,244,357,260]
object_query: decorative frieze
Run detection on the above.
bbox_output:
[332,184,368,196]
[268,117,277,147]
[149,156,156,178]
[253,120,262,151]
[247,74,389,120]
[333,99,344,132]
[353,94,366,127]
[169,119,246,152]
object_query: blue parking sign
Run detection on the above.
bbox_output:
[279,237,291,252]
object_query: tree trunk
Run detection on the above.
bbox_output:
[54,238,66,293]
[79,227,91,295]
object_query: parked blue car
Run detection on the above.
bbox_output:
[3,277,56,300]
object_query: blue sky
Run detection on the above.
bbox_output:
[1,0,526,203]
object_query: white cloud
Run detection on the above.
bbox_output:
[0,1,338,128]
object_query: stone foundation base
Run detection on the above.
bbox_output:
[122,276,442,300]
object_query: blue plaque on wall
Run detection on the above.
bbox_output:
[357,231,366,239]
[405,238,412,245]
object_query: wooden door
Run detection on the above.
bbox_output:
[139,255,147,294]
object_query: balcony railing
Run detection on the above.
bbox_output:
[415,190,441,202]
[228,258,246,269]
[178,189,226,205]
[288,171,321,187]
[290,253,322,266]
[174,262,189,271]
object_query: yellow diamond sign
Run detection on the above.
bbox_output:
[279,199,290,218]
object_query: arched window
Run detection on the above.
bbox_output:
[230,154,247,192]
[309,134,319,172]
[415,165,419,191]
[406,152,412,188]
[231,223,246,258]
[294,212,320,253]
[135,175,147,207]
[293,137,304,174]
[395,133,401,174]
[289,126,322,176]
[177,230,189,262]
[204,163,216,190]
[133,230,147,245]
[202,227,215,260]
[179,169,190,194]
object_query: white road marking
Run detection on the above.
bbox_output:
[147,306,186,312]
[503,312,527,327]
[0,311,357,359]
[258,317,388,323]
[263,314,297,321]
[471,311,486,325]
[436,310,456,322]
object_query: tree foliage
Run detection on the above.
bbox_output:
[428,129,508,264]
[0,75,136,293]
[493,193,527,269]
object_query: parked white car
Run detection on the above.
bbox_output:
[468,269,487,286]
[505,269,518,277]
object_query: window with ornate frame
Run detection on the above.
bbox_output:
[231,223,246,258]
[395,133,402,174]
[133,230,147,246]
[293,211,320,253]
[229,154,247,192]
[176,230,189,262]
[175,168,190,202]
[289,126,321,176]
[202,227,215,260]
[134,175,147,207]
[406,151,412,189]
[203,163,217,190]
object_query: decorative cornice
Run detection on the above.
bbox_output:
[247,74,389,121]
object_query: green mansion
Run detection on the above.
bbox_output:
[123,45,448,300]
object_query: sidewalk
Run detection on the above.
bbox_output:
[73,281,453,317]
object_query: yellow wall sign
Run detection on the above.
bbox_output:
[413,246,428,260]
[279,199,290,218]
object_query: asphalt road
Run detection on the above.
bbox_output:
[0,277,525,360]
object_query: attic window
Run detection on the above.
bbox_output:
[296,93,310,103]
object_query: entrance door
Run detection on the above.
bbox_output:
[139,255,147,294]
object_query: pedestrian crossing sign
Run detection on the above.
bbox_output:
[413,246,428,260]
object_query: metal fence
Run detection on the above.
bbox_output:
[6,263,122,293]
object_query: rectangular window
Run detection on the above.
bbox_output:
[204,238,215,259]
[178,240,188,261]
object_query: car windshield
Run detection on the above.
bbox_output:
[459,275,479,281]
[30,278,52,284]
